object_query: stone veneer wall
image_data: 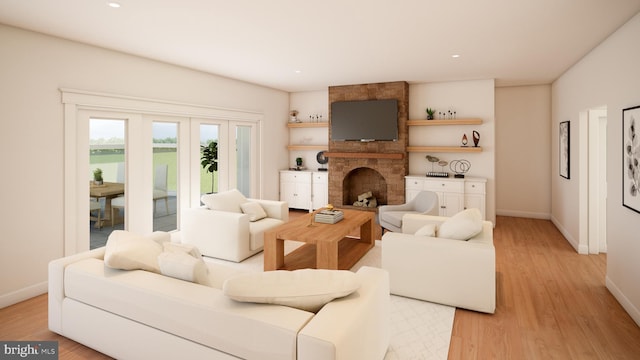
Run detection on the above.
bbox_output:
[328,81,409,207]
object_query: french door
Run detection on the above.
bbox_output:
[63,89,262,254]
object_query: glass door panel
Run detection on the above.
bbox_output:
[235,125,252,197]
[89,118,125,249]
[153,122,177,231]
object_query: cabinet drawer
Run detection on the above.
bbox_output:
[423,180,464,192]
[312,172,328,184]
[281,171,311,182]
[405,178,424,190]
[465,181,486,194]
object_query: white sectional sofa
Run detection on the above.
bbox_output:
[49,247,390,360]
[382,212,495,313]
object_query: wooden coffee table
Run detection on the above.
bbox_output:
[263,209,375,271]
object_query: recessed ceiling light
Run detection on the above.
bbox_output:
[451,54,461,58]
[108,2,121,8]
[294,70,302,74]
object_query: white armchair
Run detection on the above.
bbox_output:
[180,189,288,262]
[378,191,439,232]
[381,212,495,313]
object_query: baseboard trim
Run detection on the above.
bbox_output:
[0,281,47,309]
[606,276,640,327]
[496,209,550,220]
[550,215,588,254]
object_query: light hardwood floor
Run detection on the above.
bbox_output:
[1,215,639,359]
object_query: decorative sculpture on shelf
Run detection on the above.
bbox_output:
[425,155,449,178]
[473,130,480,147]
[450,159,471,178]
[461,133,468,146]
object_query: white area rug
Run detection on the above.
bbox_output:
[204,240,455,360]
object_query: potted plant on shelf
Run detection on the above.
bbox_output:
[93,168,103,185]
[200,141,218,193]
[296,157,303,170]
[426,108,436,120]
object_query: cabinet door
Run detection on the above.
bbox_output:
[312,172,328,210]
[441,192,464,217]
[464,181,486,219]
[280,173,295,206]
[465,194,486,219]
[280,171,311,210]
[294,182,312,210]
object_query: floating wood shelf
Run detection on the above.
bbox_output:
[407,118,483,126]
[406,146,483,153]
[323,152,404,159]
[287,145,328,151]
[287,122,328,128]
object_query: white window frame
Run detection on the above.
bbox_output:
[62,88,262,255]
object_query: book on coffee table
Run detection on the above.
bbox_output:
[315,209,344,224]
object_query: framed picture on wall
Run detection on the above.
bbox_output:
[623,105,640,214]
[559,121,570,179]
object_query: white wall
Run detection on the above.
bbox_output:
[409,80,496,224]
[288,90,329,169]
[0,24,289,307]
[552,12,640,325]
[495,85,552,219]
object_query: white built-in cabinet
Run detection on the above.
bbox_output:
[405,176,486,219]
[280,170,328,211]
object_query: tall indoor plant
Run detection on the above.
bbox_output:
[200,141,218,193]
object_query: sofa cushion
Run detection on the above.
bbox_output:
[240,201,267,222]
[104,230,163,273]
[438,208,483,241]
[414,223,437,237]
[158,251,210,286]
[200,189,247,213]
[223,269,361,312]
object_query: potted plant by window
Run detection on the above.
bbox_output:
[93,168,103,185]
[200,141,218,193]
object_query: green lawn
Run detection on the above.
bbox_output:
[90,149,217,194]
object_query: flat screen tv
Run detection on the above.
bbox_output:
[330,99,398,141]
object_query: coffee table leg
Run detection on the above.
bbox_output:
[360,217,375,246]
[317,241,339,270]
[264,231,284,271]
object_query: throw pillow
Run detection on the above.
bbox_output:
[200,189,248,213]
[437,208,483,241]
[148,231,171,245]
[223,269,361,312]
[163,242,203,259]
[157,251,210,286]
[104,230,163,273]
[414,223,437,237]
[240,202,268,222]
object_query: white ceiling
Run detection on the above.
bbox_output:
[1,0,639,92]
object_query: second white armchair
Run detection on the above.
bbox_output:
[378,191,439,232]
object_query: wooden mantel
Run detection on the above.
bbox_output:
[323,152,404,160]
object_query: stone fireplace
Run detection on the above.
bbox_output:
[326,81,409,208]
